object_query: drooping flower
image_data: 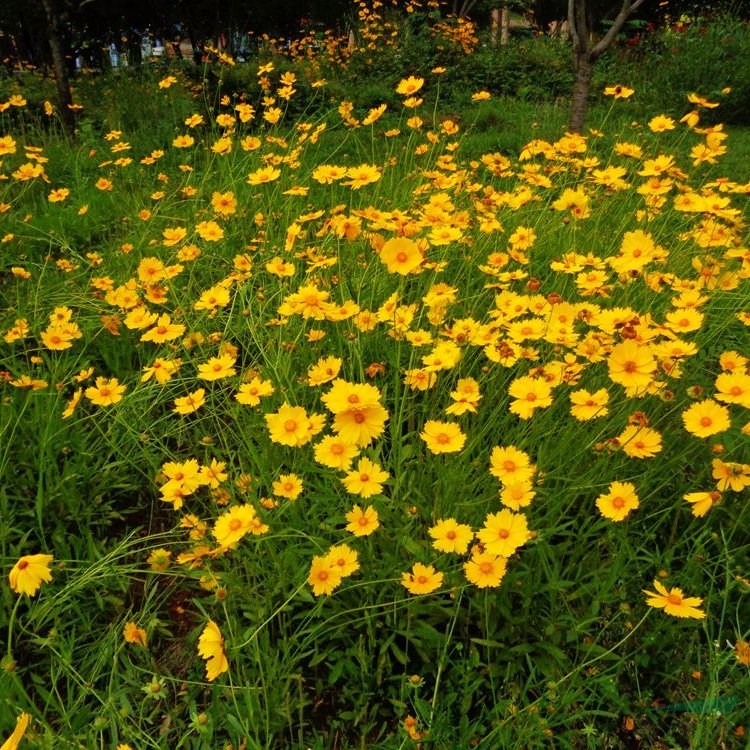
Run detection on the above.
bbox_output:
[683,490,721,517]
[197,620,229,680]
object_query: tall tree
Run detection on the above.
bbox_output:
[568,0,648,132]
[39,0,75,136]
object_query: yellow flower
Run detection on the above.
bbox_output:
[402,562,443,595]
[607,341,656,391]
[395,76,424,95]
[198,620,229,680]
[314,435,359,471]
[195,220,224,242]
[265,403,324,447]
[308,555,344,596]
[508,376,553,419]
[618,425,663,459]
[464,552,507,589]
[173,388,206,415]
[235,377,275,406]
[85,377,126,406]
[1,712,31,750]
[570,388,609,421]
[172,134,195,148]
[123,621,148,647]
[682,399,731,438]
[643,579,705,619]
[379,236,423,275]
[325,544,360,578]
[420,420,466,454]
[477,510,530,557]
[344,504,380,536]
[489,446,535,484]
[8,553,54,596]
[197,355,236,381]
[471,91,491,101]
[147,548,172,571]
[648,115,676,133]
[341,458,389,497]
[603,84,634,99]
[272,473,303,500]
[683,490,721,518]
[247,166,281,185]
[428,518,473,554]
[212,504,257,547]
[595,481,639,522]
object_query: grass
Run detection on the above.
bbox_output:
[1,51,749,750]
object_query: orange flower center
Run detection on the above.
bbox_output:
[284,419,298,432]
[446,530,456,540]
[353,412,366,423]
[666,593,682,606]
[612,496,625,509]
[229,519,242,531]
[416,575,428,585]
[700,416,712,427]
[18,560,29,570]
[436,433,450,444]
[479,562,493,574]
[396,251,408,263]
[623,361,637,373]
[503,461,516,472]
[498,529,510,539]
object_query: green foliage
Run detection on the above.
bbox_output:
[1,21,750,750]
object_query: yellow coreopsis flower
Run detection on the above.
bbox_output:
[197,620,229,680]
[8,553,54,596]
[643,579,705,619]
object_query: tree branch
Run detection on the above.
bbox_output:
[591,0,649,60]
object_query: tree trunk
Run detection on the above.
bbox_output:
[490,8,499,45]
[39,0,75,137]
[569,55,592,133]
[500,5,510,45]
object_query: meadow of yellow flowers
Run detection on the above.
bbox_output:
[1,51,749,748]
